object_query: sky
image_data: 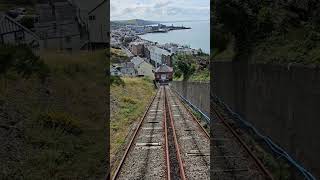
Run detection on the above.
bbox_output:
[110,0,210,21]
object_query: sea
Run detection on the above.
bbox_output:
[138,20,210,54]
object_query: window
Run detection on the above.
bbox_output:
[89,15,96,21]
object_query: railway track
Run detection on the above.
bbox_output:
[112,86,166,180]
[112,84,272,180]
[112,85,210,179]
[165,86,210,179]
[210,97,274,180]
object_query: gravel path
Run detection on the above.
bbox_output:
[116,86,166,180]
[166,86,210,180]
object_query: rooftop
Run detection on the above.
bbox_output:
[155,64,173,73]
[131,57,145,67]
[148,46,172,56]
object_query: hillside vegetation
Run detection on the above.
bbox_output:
[110,48,129,64]
[110,77,155,175]
[0,46,108,179]
[213,0,320,65]
[173,53,210,82]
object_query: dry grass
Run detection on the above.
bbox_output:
[110,77,155,174]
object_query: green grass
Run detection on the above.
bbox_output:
[110,48,129,64]
[189,68,210,82]
[110,77,155,175]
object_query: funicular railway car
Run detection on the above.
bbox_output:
[154,64,173,85]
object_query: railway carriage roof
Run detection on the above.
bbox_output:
[155,64,173,73]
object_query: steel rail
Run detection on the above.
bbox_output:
[163,87,171,180]
[164,86,187,180]
[169,87,210,139]
[211,103,274,180]
[111,88,161,180]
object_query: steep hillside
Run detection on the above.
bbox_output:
[0,47,108,179]
[213,0,320,65]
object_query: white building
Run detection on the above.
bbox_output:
[73,0,109,49]
[131,57,154,78]
[0,13,40,50]
[148,46,172,68]
[120,62,136,76]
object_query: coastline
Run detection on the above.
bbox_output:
[138,21,210,54]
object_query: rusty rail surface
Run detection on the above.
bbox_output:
[163,88,171,180]
[164,87,187,180]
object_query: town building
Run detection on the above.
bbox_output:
[148,46,172,68]
[130,41,144,57]
[83,0,109,49]
[131,57,154,78]
[0,13,40,50]
[144,44,150,60]
[120,62,136,76]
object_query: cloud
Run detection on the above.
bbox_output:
[154,1,171,8]
[110,0,209,21]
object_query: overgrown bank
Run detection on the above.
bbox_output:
[172,53,210,82]
[213,0,320,65]
[110,77,155,174]
[0,46,108,179]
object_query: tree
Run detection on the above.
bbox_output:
[173,54,196,81]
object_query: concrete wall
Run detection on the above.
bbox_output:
[170,81,210,117]
[213,61,320,177]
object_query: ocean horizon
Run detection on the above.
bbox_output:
[138,20,210,54]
